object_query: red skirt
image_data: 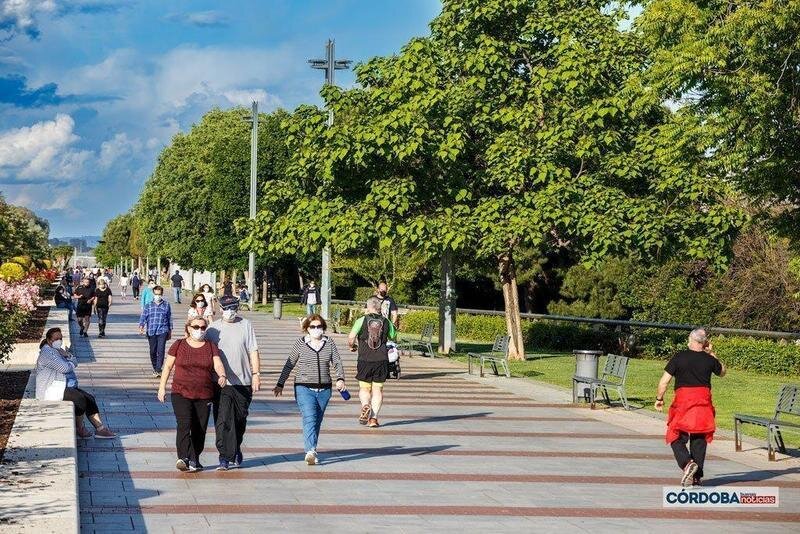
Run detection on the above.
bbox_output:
[666,386,716,444]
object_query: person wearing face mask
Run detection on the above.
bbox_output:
[273,314,346,465]
[157,317,227,472]
[140,279,156,309]
[36,328,116,439]
[205,296,260,470]
[375,281,399,329]
[73,277,96,338]
[200,284,217,317]
[131,271,141,300]
[138,285,173,377]
[301,279,321,317]
[94,277,113,338]
[188,293,214,321]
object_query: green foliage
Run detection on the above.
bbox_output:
[96,213,133,266]
[9,256,32,271]
[0,195,50,263]
[713,337,800,376]
[0,262,26,281]
[138,108,291,271]
[0,308,28,363]
[354,287,376,302]
[548,258,637,319]
[638,0,800,238]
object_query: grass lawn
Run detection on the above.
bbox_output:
[251,302,306,317]
[422,338,798,442]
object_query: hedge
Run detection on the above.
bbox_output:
[398,310,800,375]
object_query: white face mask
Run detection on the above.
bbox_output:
[189,329,205,341]
[196,301,206,308]
[309,328,323,340]
[222,309,236,321]
[153,294,163,303]
[52,340,63,350]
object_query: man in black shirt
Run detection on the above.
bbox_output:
[170,270,184,304]
[656,328,726,487]
[375,281,398,328]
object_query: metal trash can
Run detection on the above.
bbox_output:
[273,298,282,320]
[573,350,603,402]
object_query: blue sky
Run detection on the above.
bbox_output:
[0,0,440,237]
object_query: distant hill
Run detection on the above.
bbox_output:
[49,235,101,252]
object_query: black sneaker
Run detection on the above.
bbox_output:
[188,460,199,472]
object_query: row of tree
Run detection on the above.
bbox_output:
[103,0,800,359]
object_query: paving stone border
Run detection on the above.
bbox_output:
[0,305,78,534]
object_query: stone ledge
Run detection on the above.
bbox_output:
[0,304,77,533]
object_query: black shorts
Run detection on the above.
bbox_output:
[76,303,92,318]
[356,360,389,384]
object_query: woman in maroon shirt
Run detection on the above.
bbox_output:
[157,317,226,472]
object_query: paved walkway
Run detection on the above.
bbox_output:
[74,300,800,533]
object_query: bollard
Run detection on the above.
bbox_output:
[273,298,282,320]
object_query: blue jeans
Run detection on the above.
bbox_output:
[305,303,316,316]
[294,385,331,452]
[173,287,181,303]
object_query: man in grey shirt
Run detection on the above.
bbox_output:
[206,296,261,470]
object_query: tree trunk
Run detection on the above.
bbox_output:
[498,250,525,361]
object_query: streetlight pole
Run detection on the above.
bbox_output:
[244,101,259,303]
[309,39,351,320]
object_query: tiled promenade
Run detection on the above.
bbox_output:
[74,301,800,533]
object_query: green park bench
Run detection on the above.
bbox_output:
[572,353,631,410]
[467,335,511,378]
[398,322,435,358]
[734,384,800,461]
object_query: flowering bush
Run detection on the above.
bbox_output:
[0,262,26,281]
[0,279,41,312]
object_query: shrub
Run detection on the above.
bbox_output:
[710,337,800,376]
[9,255,33,271]
[0,262,26,281]
[0,308,28,363]
[354,286,375,303]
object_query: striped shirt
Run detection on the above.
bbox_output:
[277,336,345,389]
[138,300,172,336]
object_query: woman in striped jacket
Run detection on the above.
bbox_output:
[35,327,116,439]
[273,314,347,465]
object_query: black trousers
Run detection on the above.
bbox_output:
[213,385,253,461]
[63,387,99,417]
[171,393,211,463]
[132,286,140,298]
[670,432,709,478]
[96,306,109,333]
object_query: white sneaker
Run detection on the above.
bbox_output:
[304,450,318,465]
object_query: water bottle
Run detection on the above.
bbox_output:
[339,388,351,401]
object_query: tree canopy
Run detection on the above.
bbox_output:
[241,0,746,357]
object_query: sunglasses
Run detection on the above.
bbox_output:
[189,325,208,331]
[195,300,205,303]
[309,325,324,330]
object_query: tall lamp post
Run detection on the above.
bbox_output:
[243,101,260,303]
[309,39,351,320]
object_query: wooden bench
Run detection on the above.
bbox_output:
[467,335,511,378]
[398,322,435,358]
[572,353,631,410]
[734,384,800,461]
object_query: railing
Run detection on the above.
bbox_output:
[331,299,800,341]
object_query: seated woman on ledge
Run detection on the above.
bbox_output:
[35,327,116,439]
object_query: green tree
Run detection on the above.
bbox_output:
[638,0,800,236]
[95,213,133,266]
[242,0,744,359]
[0,194,50,263]
[137,108,290,271]
[51,245,74,270]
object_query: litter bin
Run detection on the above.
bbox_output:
[273,298,282,320]
[573,350,603,402]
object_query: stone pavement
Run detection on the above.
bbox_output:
[74,300,800,533]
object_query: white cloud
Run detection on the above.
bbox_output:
[99,132,141,169]
[0,113,91,180]
[5,182,79,212]
[0,0,121,39]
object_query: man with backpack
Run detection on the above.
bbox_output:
[131,271,142,300]
[348,296,397,427]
